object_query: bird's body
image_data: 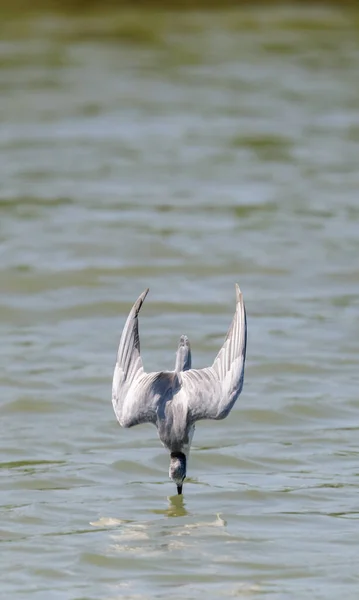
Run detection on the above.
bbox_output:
[112,284,247,495]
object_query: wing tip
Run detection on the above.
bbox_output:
[133,287,149,316]
[235,284,246,327]
[235,283,242,302]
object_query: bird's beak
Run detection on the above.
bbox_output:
[177,484,183,495]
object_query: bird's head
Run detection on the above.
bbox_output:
[169,451,186,494]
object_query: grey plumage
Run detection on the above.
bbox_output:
[112,284,247,494]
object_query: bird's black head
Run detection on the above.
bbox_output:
[169,451,186,494]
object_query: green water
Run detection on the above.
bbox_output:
[1,6,359,599]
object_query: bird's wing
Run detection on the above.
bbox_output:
[112,288,177,427]
[175,335,192,372]
[181,284,247,422]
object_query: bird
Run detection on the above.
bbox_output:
[111,284,247,495]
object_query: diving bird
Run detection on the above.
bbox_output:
[112,284,247,495]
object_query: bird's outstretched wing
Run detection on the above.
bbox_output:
[112,289,177,428]
[175,335,192,372]
[181,284,247,422]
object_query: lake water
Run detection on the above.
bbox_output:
[1,5,359,599]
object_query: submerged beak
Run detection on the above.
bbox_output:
[177,484,183,495]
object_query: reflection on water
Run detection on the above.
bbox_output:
[1,4,359,600]
[151,494,189,518]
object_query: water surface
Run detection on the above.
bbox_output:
[1,6,359,599]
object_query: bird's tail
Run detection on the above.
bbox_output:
[175,335,192,372]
